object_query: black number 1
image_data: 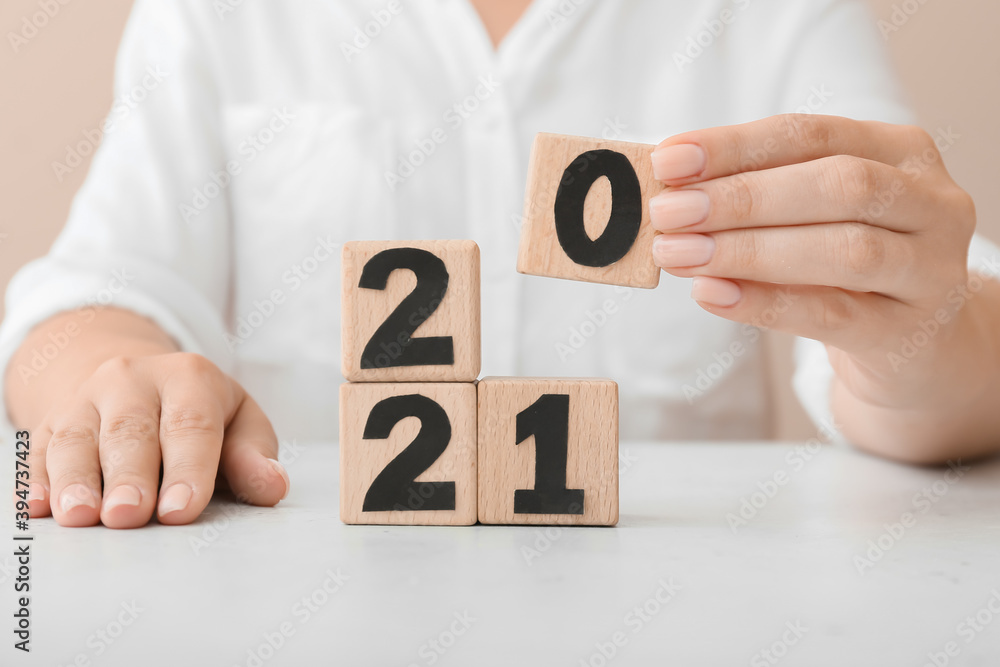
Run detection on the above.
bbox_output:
[514,394,585,515]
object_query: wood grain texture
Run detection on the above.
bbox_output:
[477,377,618,526]
[517,132,664,289]
[341,240,481,382]
[340,382,478,525]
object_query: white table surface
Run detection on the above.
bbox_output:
[3,441,999,667]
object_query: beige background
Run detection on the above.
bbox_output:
[1,0,997,439]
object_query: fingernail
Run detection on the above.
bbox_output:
[652,234,715,268]
[651,144,707,181]
[103,484,142,512]
[691,276,742,307]
[268,458,290,501]
[60,483,98,514]
[649,190,711,230]
[28,483,48,503]
[158,484,193,516]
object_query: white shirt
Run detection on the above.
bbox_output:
[2,0,998,442]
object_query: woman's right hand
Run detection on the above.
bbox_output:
[26,351,289,528]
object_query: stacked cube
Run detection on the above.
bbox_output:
[340,132,665,527]
[339,239,618,526]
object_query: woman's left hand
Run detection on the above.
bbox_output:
[648,114,990,413]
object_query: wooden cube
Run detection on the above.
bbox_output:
[517,133,664,289]
[477,377,618,526]
[341,240,480,382]
[340,382,477,525]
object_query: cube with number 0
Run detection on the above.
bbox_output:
[340,382,477,525]
[341,240,480,382]
[477,377,619,526]
[517,133,664,289]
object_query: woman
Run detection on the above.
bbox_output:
[3,0,999,528]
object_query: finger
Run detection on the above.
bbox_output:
[219,392,288,507]
[45,404,103,527]
[652,224,925,300]
[155,355,229,525]
[652,114,940,184]
[650,156,945,235]
[24,426,51,518]
[93,384,163,529]
[686,277,909,353]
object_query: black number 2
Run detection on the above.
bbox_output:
[554,149,643,268]
[514,394,585,515]
[359,248,454,370]
[362,394,456,512]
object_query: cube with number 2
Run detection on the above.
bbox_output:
[341,240,480,382]
[340,382,477,525]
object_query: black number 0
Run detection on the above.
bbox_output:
[514,394,585,515]
[554,149,643,268]
[362,394,456,512]
[359,248,454,370]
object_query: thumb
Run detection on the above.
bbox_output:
[219,390,289,506]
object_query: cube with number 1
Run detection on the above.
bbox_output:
[477,377,619,526]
